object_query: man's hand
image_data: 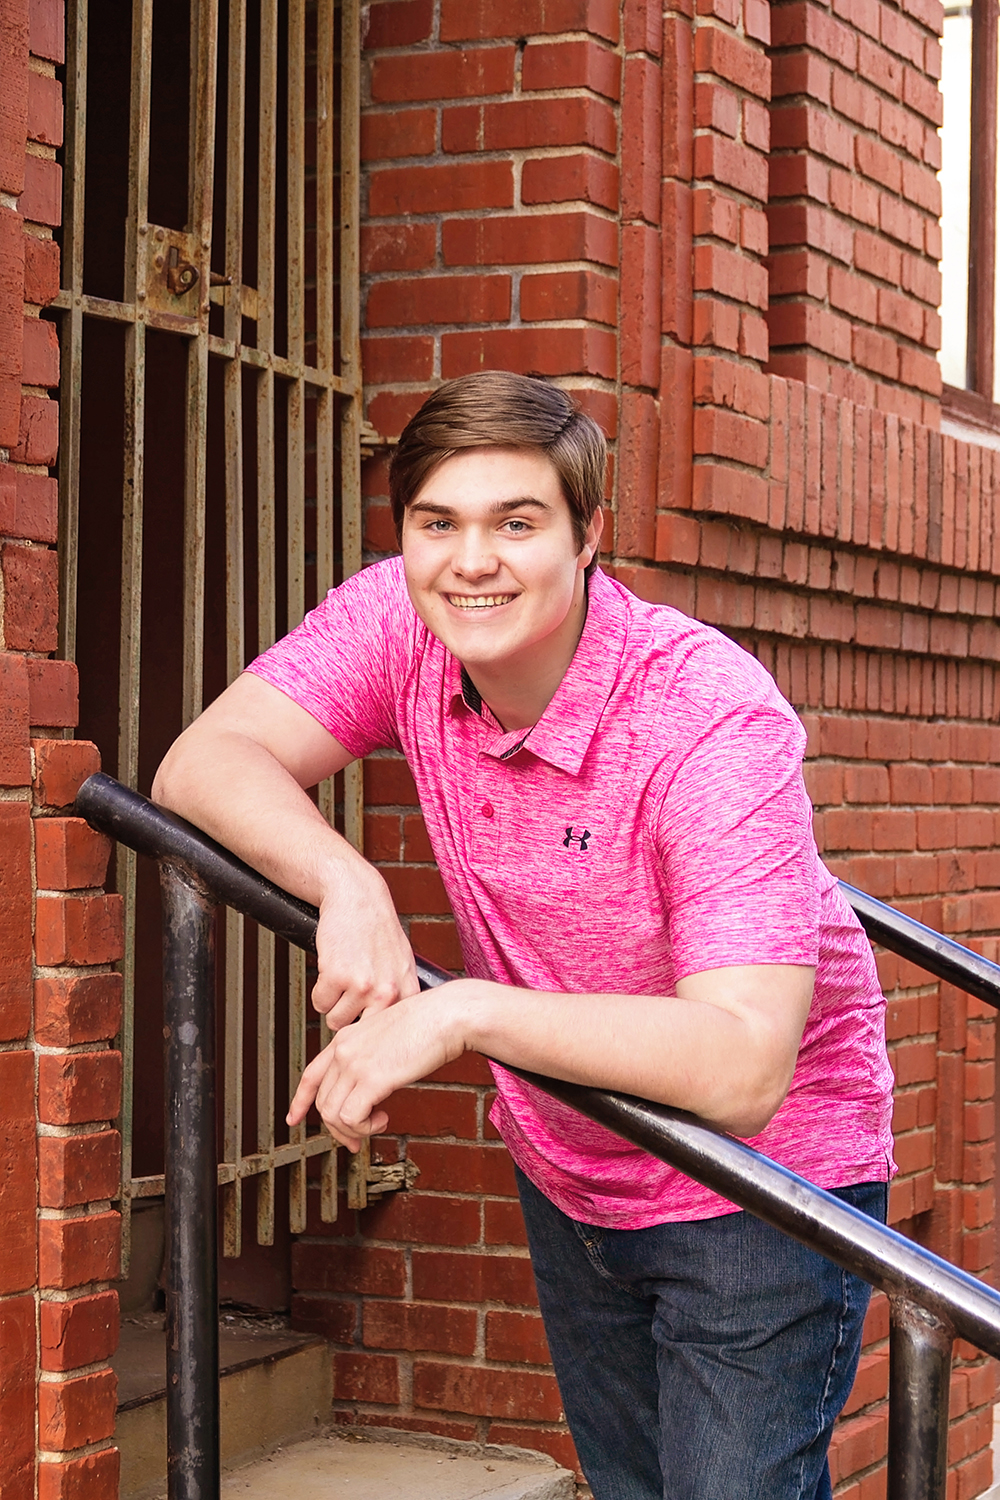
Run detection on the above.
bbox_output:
[286,981,471,1150]
[312,861,420,1026]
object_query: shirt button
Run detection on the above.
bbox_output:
[480,803,494,818]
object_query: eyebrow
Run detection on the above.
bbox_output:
[409,496,553,517]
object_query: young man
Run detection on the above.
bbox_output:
[153,371,893,1500]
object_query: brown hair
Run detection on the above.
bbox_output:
[388,371,606,572]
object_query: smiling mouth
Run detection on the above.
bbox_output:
[447,594,517,609]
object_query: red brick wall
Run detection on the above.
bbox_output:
[0,1,123,1497]
[284,1,1000,1496]
[767,0,943,421]
[634,416,1000,1496]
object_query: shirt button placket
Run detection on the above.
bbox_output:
[472,756,502,866]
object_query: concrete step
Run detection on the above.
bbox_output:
[115,1317,575,1500]
[220,1431,576,1500]
[114,1316,332,1500]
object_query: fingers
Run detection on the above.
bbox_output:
[285,1032,391,1150]
[311,954,421,1027]
[286,1039,336,1127]
[312,879,420,1024]
[285,986,462,1152]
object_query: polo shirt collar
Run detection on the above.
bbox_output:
[447,568,627,776]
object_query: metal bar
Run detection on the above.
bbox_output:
[76,775,1000,1358]
[161,863,219,1500]
[315,0,335,608]
[181,0,220,729]
[284,1,311,1223]
[314,0,338,612]
[78,775,322,944]
[288,940,310,1233]
[256,926,276,1244]
[312,0,337,843]
[216,341,348,386]
[886,1298,953,1500]
[320,1098,338,1220]
[217,0,248,1265]
[221,907,244,1257]
[255,0,278,1236]
[56,0,88,666]
[257,0,277,360]
[842,880,1000,1008]
[241,346,346,386]
[222,0,246,594]
[339,0,364,856]
[131,1133,337,1199]
[515,1068,1000,1359]
[346,1137,371,1211]
[116,0,155,1275]
[286,0,306,635]
[52,288,213,342]
[340,0,363,580]
[50,289,135,319]
[56,292,341,353]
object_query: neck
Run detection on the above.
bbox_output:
[464,586,589,732]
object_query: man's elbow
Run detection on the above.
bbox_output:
[714,1056,797,1140]
[151,735,194,810]
[150,759,170,805]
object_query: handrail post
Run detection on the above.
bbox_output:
[161,862,220,1500]
[887,1297,953,1500]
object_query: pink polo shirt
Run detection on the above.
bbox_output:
[249,558,895,1228]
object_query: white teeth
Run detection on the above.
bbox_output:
[449,594,515,609]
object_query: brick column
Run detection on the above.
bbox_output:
[35,742,123,1500]
[0,1,122,1495]
[1,4,45,1496]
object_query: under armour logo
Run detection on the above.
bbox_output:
[563,826,591,852]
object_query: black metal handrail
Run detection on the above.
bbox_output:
[76,772,1000,1500]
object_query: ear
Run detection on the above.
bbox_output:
[579,506,604,566]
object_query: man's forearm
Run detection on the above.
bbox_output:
[153,725,368,906]
[459,972,811,1139]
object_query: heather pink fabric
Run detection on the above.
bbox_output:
[249,558,895,1228]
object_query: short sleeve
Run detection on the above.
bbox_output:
[245,558,414,758]
[652,700,820,979]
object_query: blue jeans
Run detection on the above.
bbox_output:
[516,1167,887,1500]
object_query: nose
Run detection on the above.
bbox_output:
[451,526,500,580]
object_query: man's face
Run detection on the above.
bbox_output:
[401,447,602,682]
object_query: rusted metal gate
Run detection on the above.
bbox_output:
[52,0,362,1267]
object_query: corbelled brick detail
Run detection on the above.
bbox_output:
[766,0,943,420]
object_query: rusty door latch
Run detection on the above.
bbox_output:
[165,247,200,295]
[143,224,205,314]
